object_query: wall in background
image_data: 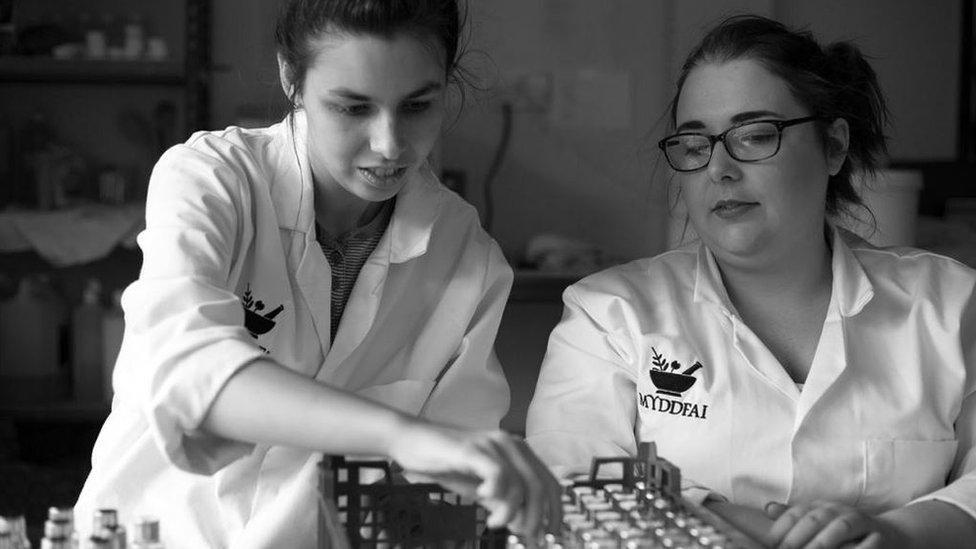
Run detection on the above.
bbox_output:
[776,0,960,162]
[208,0,961,262]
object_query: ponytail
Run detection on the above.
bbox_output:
[821,41,889,211]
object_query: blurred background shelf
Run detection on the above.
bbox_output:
[0,56,185,84]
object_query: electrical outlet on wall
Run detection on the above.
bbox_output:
[497,70,553,113]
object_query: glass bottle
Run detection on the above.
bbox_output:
[46,508,76,549]
[41,518,72,549]
[0,517,12,549]
[3,515,31,548]
[129,517,162,549]
[92,510,125,549]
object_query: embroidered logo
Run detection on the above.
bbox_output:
[241,284,284,340]
[638,346,708,420]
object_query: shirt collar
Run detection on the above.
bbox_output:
[692,223,875,317]
[274,110,442,264]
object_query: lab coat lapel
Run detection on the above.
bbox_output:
[320,167,442,377]
[797,225,874,417]
[277,110,334,361]
[694,244,800,400]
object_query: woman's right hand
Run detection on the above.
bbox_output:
[386,418,563,540]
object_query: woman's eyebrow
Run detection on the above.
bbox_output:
[327,81,444,102]
[675,109,784,133]
[404,82,443,99]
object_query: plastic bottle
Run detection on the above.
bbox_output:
[72,279,105,403]
[0,275,70,403]
[129,517,162,549]
[122,14,145,60]
[84,13,107,59]
[101,290,124,403]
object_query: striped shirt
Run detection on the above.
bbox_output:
[316,199,395,342]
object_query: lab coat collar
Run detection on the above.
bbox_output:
[827,223,875,318]
[692,245,736,315]
[274,110,441,264]
[691,223,875,319]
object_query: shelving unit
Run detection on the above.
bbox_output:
[0,0,211,138]
[0,57,185,84]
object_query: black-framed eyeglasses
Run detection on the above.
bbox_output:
[657,116,823,172]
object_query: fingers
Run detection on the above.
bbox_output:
[481,432,562,540]
[765,501,789,519]
[854,531,882,549]
[766,501,879,549]
[774,504,839,548]
[489,434,545,536]
[462,436,521,529]
[804,512,874,549]
[389,424,559,539]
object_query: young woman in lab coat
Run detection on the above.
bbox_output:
[74,1,560,546]
[527,15,976,548]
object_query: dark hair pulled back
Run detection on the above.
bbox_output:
[668,15,889,217]
[275,0,464,105]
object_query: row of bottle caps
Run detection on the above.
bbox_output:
[0,508,162,549]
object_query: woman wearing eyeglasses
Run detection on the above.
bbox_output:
[526,15,976,548]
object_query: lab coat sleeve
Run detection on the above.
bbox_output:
[114,143,266,475]
[911,283,976,522]
[525,284,640,477]
[420,240,513,431]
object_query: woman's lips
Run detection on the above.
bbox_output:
[359,166,407,187]
[712,200,758,219]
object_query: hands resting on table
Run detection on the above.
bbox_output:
[706,497,976,549]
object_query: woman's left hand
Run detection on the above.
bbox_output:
[764,500,910,549]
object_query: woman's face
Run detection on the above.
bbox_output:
[293,31,447,204]
[673,58,847,268]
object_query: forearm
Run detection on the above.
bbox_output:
[878,500,976,548]
[200,358,413,456]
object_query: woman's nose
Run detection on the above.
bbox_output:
[370,114,406,160]
[706,140,742,183]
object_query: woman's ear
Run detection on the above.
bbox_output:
[277,53,299,107]
[825,117,849,176]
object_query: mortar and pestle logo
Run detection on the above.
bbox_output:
[649,347,704,397]
[241,285,284,338]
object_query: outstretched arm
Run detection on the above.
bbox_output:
[202,358,562,537]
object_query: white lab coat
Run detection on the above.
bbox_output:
[74,112,512,548]
[527,225,976,521]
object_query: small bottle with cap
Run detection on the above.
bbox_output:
[129,517,162,549]
[0,517,13,549]
[41,519,72,549]
[1,515,31,549]
[92,510,125,549]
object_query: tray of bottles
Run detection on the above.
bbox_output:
[319,442,764,549]
[507,442,764,549]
